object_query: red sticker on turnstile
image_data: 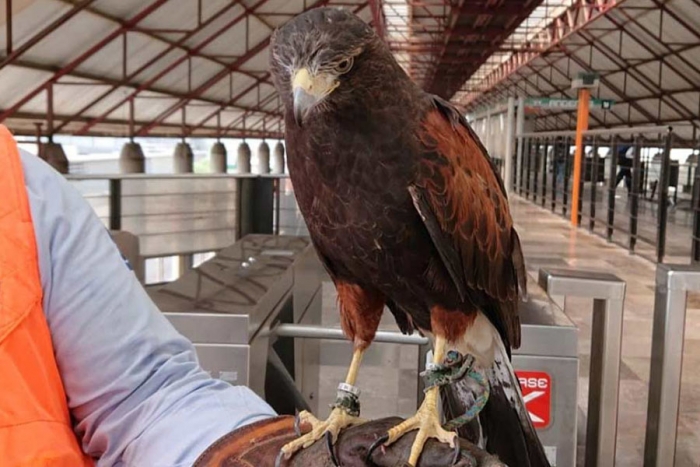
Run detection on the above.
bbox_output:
[516,371,551,429]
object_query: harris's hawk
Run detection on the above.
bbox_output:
[270,7,549,467]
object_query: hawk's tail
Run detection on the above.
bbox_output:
[441,335,551,467]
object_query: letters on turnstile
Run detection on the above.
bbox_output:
[516,370,552,430]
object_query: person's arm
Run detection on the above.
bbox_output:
[21,150,275,467]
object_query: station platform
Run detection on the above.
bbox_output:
[509,196,700,467]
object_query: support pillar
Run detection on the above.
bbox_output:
[237,142,251,174]
[173,141,193,274]
[211,141,227,173]
[120,142,145,173]
[258,141,270,174]
[237,141,274,238]
[515,96,525,192]
[485,108,492,156]
[115,141,145,279]
[173,141,194,173]
[504,97,516,194]
[41,142,68,174]
[272,141,285,174]
[571,88,591,226]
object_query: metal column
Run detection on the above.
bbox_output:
[644,265,700,467]
[590,137,599,232]
[515,97,525,192]
[539,268,626,467]
[504,97,516,194]
[656,130,673,263]
[607,137,618,241]
[109,178,122,231]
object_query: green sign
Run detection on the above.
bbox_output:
[596,99,614,110]
[524,97,614,110]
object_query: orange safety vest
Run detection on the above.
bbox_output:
[0,126,94,466]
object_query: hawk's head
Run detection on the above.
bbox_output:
[270,7,389,126]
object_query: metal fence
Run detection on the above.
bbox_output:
[66,173,308,282]
[509,126,699,264]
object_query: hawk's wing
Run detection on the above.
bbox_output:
[409,95,526,349]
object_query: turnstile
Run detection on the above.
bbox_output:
[305,265,577,467]
[513,289,579,467]
[148,236,578,466]
[148,234,314,397]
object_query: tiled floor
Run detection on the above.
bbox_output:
[313,195,700,466]
[521,177,697,263]
[510,195,700,467]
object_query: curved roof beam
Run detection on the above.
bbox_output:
[0,0,171,124]
[1,0,99,68]
[135,0,365,137]
[459,0,622,107]
[73,0,271,135]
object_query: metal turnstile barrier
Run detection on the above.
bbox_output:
[539,268,626,467]
[148,235,314,398]
[280,267,579,467]
[643,264,699,467]
[512,293,579,467]
[146,238,621,467]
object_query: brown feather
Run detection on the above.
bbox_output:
[336,282,385,350]
[414,98,524,349]
[431,305,475,344]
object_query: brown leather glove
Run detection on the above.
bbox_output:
[194,416,506,467]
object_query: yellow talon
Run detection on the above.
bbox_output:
[280,408,366,458]
[384,386,457,466]
[383,335,456,466]
[280,347,369,461]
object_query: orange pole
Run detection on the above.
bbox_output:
[570,88,591,225]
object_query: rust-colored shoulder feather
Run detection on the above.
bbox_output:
[410,96,526,349]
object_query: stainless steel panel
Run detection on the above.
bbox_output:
[291,246,324,412]
[194,343,249,387]
[539,267,626,467]
[516,292,579,358]
[513,355,579,467]
[139,229,237,258]
[152,235,314,399]
[68,176,240,258]
[121,177,240,196]
[295,290,322,413]
[151,235,310,339]
[516,324,578,358]
[538,268,625,300]
[163,313,250,345]
[644,264,699,467]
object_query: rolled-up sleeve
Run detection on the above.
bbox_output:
[20,150,275,467]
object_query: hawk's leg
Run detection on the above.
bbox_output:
[279,283,383,461]
[381,335,458,466]
[369,338,491,466]
[279,348,367,460]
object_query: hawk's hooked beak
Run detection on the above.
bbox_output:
[292,68,338,126]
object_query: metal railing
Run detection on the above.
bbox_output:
[514,125,699,264]
[643,264,700,467]
[538,268,626,467]
[273,324,431,409]
[66,173,308,260]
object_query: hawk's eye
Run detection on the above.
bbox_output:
[335,57,353,74]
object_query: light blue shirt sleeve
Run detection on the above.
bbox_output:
[20,150,276,467]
